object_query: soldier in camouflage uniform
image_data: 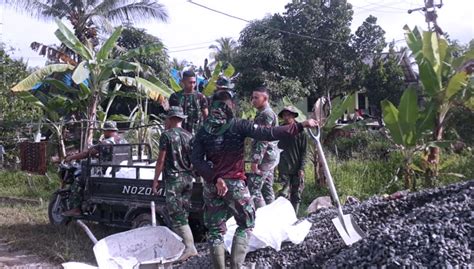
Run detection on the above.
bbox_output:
[191,91,318,269]
[152,106,197,261]
[277,106,308,215]
[169,70,209,136]
[249,86,279,208]
[63,121,127,217]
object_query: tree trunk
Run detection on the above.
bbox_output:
[425,120,443,185]
[58,131,66,160]
[84,92,99,150]
[313,149,326,188]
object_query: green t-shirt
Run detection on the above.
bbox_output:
[159,127,193,176]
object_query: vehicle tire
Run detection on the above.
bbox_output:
[48,193,68,225]
[132,213,161,228]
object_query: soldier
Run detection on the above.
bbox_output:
[249,86,279,208]
[63,121,126,217]
[152,106,197,261]
[191,91,318,269]
[277,106,308,214]
[169,70,209,136]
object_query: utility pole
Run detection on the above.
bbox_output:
[408,0,444,35]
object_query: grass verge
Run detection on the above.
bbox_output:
[0,202,122,265]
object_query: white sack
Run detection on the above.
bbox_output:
[224,197,312,253]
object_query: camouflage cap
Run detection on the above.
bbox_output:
[102,121,118,131]
[216,76,235,89]
[166,106,188,119]
[278,106,299,118]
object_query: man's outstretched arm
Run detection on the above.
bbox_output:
[236,119,318,141]
[191,136,214,183]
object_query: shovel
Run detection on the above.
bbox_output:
[308,127,365,245]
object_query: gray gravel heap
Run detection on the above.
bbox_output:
[178,180,473,268]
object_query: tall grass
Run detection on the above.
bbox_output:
[299,149,473,215]
[0,169,59,201]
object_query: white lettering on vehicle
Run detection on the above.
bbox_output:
[121,185,163,196]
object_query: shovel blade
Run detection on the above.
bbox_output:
[331,214,365,246]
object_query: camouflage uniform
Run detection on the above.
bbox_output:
[159,127,194,228]
[191,100,305,246]
[169,91,208,136]
[68,135,127,210]
[203,179,255,245]
[249,105,279,206]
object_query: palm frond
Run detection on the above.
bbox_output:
[4,0,68,21]
[104,1,169,24]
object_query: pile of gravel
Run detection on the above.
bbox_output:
[178,180,473,268]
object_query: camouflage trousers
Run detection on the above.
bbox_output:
[68,177,84,209]
[248,170,274,208]
[278,173,305,209]
[204,179,255,246]
[165,172,194,228]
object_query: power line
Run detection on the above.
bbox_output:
[168,45,210,53]
[186,0,347,45]
[358,0,410,11]
[167,37,239,50]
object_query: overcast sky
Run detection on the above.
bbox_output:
[1,0,473,67]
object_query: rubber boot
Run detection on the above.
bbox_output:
[293,202,300,216]
[174,225,198,261]
[230,235,249,269]
[210,243,226,269]
[253,197,266,209]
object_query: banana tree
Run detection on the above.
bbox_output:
[203,62,236,96]
[381,86,436,189]
[12,19,173,150]
[309,93,356,187]
[404,25,474,178]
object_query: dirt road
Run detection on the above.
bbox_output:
[0,239,59,269]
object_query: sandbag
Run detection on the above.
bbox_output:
[224,197,312,252]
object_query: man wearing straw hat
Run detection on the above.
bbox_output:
[63,121,126,217]
[152,106,198,261]
[277,106,308,215]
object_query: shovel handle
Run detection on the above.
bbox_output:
[76,220,98,244]
[307,127,321,141]
[307,129,345,215]
[151,201,157,227]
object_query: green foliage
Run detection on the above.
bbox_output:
[0,47,44,155]
[235,2,393,104]
[353,15,386,57]
[209,37,238,66]
[324,93,356,130]
[117,27,171,83]
[363,46,405,112]
[234,14,306,100]
[11,64,74,92]
[0,170,58,200]
[299,148,472,214]
[444,106,474,145]
[283,0,354,96]
[12,21,171,151]
[325,129,392,161]
[6,0,168,46]
[381,87,432,147]
[203,62,235,96]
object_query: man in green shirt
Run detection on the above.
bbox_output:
[277,106,308,214]
[169,70,209,136]
[152,106,197,261]
[249,86,279,208]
